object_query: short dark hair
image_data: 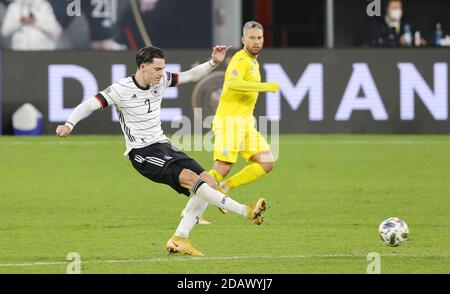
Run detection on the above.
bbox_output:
[136,46,164,67]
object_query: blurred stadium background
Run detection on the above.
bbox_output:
[0,0,450,274]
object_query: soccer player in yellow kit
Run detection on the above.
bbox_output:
[209,21,281,200]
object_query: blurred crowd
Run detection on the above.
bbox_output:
[0,0,159,50]
[363,0,450,47]
[0,0,448,50]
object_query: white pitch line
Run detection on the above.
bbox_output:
[0,261,68,267]
[1,253,449,268]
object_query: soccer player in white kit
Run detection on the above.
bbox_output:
[56,46,267,256]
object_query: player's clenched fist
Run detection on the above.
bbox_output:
[56,125,72,137]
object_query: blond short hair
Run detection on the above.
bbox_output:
[243,21,263,35]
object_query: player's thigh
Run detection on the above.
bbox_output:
[129,143,201,197]
[240,128,272,162]
[249,151,275,166]
[129,150,191,196]
[176,156,206,182]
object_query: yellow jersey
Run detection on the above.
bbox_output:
[213,49,261,128]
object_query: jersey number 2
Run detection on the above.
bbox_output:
[145,99,152,113]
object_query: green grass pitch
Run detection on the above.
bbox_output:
[0,134,449,273]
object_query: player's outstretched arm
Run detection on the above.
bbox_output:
[226,79,281,93]
[224,54,280,93]
[177,45,231,85]
[56,97,102,137]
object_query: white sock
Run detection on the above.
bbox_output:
[175,194,208,238]
[195,181,248,217]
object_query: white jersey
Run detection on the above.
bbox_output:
[96,72,179,156]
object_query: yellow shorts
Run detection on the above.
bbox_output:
[213,125,271,163]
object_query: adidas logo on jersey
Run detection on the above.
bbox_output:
[164,155,173,160]
[131,94,137,99]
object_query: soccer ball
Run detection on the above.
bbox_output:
[378,217,409,247]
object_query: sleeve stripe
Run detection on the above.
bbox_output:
[169,73,179,87]
[95,93,108,109]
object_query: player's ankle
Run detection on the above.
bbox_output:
[246,207,255,219]
[172,234,187,241]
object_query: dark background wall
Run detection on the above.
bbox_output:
[243,0,325,47]
[121,0,213,48]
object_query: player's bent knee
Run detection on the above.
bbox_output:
[179,169,201,189]
[261,160,275,173]
[213,160,233,177]
[252,152,276,173]
[200,171,217,188]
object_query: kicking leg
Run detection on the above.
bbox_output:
[168,167,266,256]
[180,169,265,223]
[168,193,208,256]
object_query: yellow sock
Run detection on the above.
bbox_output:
[208,169,224,183]
[225,163,266,189]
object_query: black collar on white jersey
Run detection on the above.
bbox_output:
[132,74,150,90]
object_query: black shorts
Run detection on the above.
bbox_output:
[129,143,205,196]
